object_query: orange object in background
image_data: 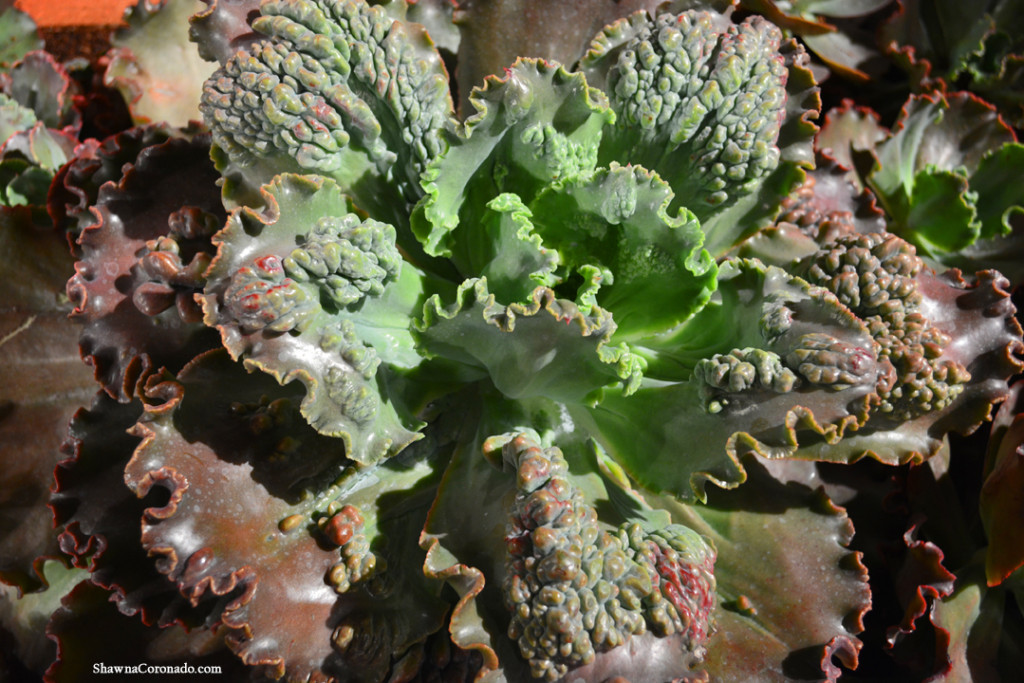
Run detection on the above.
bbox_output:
[15,0,136,27]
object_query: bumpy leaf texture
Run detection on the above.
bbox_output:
[828,91,1024,289]
[582,6,820,253]
[200,0,452,234]
[200,173,426,464]
[423,420,718,683]
[423,403,869,682]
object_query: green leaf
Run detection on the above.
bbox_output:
[583,9,819,251]
[414,58,613,259]
[901,167,980,257]
[416,278,642,404]
[791,0,894,18]
[867,93,1022,264]
[202,0,452,236]
[589,259,882,501]
[201,173,427,464]
[972,143,1024,240]
[0,4,42,69]
[528,163,716,339]
[422,403,715,682]
[0,92,37,144]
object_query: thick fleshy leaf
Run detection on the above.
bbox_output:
[417,278,643,404]
[424,403,868,682]
[200,173,426,463]
[0,92,36,146]
[527,164,716,339]
[451,0,666,114]
[422,408,717,683]
[583,9,819,253]
[866,92,1022,263]
[803,266,1023,467]
[201,0,453,233]
[816,100,888,191]
[884,522,957,651]
[0,210,95,592]
[415,58,612,260]
[737,154,887,266]
[790,0,894,19]
[124,350,449,683]
[588,258,884,500]
[104,0,218,128]
[879,0,1024,127]
[5,51,78,133]
[48,125,174,241]
[926,566,1004,683]
[50,392,217,629]
[188,0,262,65]
[66,134,224,402]
[658,457,870,682]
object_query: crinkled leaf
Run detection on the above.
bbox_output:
[66,134,224,402]
[451,0,665,114]
[899,167,979,255]
[737,154,887,266]
[795,269,1023,468]
[866,92,1024,270]
[589,258,883,501]
[657,457,870,682]
[6,50,78,133]
[188,0,262,64]
[879,0,1024,127]
[887,524,957,648]
[583,9,819,253]
[527,164,716,339]
[927,566,1004,683]
[0,211,95,592]
[201,173,426,464]
[105,0,218,128]
[202,0,452,236]
[422,399,716,682]
[415,58,612,259]
[417,278,642,404]
[50,392,219,630]
[125,350,447,683]
[48,126,174,241]
[816,100,887,191]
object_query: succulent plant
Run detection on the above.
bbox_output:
[2,0,1024,682]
